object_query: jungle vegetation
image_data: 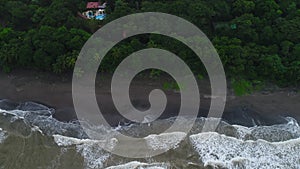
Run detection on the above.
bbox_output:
[0,0,300,92]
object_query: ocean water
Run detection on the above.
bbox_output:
[0,99,299,169]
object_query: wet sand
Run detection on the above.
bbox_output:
[0,70,299,126]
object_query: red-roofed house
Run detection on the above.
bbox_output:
[86,2,100,9]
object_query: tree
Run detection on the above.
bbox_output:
[254,0,282,20]
[107,0,135,20]
[187,0,216,34]
[259,54,286,83]
[232,0,255,16]
[281,41,294,54]
[213,37,246,77]
[288,61,300,85]
[276,17,300,43]
[6,1,35,30]
[291,43,300,62]
[260,26,274,45]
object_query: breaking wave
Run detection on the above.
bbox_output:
[0,99,299,169]
[190,132,300,168]
[105,161,170,169]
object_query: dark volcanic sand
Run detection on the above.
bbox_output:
[0,70,299,126]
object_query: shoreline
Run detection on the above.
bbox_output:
[0,70,299,126]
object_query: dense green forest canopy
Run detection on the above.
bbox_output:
[0,0,300,88]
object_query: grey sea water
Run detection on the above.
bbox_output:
[0,99,299,169]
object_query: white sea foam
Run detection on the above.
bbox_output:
[105,161,169,169]
[3,103,300,169]
[76,143,111,169]
[233,117,300,141]
[53,135,117,169]
[190,132,300,169]
[145,132,186,151]
[0,128,7,143]
[232,125,252,139]
[54,132,186,168]
[0,108,27,119]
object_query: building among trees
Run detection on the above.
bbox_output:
[82,1,107,20]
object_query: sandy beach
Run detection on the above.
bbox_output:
[0,70,299,126]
